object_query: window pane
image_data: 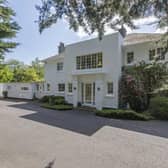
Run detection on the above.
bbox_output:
[107,83,113,94]
[47,83,50,91]
[149,49,155,61]
[127,52,134,64]
[58,84,65,92]
[57,62,63,71]
[76,52,103,70]
[68,83,72,93]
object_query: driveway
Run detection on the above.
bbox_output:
[0,99,168,168]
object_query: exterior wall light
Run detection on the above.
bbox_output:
[73,87,77,90]
[97,87,101,91]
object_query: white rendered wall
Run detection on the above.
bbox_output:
[123,42,168,66]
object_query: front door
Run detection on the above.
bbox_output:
[85,83,92,104]
[81,82,95,106]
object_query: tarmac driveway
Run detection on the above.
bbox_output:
[0,99,168,168]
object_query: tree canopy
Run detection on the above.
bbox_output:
[0,0,20,60]
[0,58,44,83]
[36,0,168,39]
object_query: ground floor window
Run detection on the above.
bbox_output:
[58,83,65,92]
[47,83,50,91]
[68,83,72,93]
[107,82,113,95]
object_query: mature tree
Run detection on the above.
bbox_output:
[0,0,20,60]
[31,57,44,81]
[12,67,41,82]
[36,0,168,39]
[120,61,168,112]
[0,65,13,82]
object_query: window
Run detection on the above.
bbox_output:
[76,52,103,70]
[157,48,165,60]
[47,83,50,91]
[36,84,39,91]
[149,49,155,61]
[21,87,29,91]
[68,83,72,93]
[127,52,134,64]
[58,83,65,92]
[57,62,63,71]
[107,82,113,95]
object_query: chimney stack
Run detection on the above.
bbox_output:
[58,42,65,54]
[119,25,127,38]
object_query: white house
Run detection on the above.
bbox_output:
[42,32,168,110]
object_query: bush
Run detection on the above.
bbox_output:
[54,96,66,105]
[41,103,73,110]
[39,96,50,103]
[40,96,66,105]
[148,96,168,120]
[2,91,8,98]
[96,109,152,121]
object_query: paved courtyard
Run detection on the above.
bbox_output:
[0,99,168,168]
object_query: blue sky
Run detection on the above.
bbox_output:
[7,0,159,64]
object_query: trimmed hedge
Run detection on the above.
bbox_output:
[40,96,66,105]
[96,109,152,121]
[148,96,168,120]
[41,103,73,111]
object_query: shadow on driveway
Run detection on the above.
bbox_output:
[7,100,168,138]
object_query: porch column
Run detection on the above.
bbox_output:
[95,80,103,110]
[72,77,78,108]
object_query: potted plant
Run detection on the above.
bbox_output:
[2,91,8,98]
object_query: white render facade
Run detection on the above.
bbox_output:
[43,32,168,110]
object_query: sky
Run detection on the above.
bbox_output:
[6,0,164,64]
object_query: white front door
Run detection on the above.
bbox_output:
[82,82,95,106]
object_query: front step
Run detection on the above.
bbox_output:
[76,106,97,112]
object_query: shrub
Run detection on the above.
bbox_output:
[148,96,168,120]
[120,74,149,112]
[40,95,66,105]
[96,109,151,121]
[54,96,66,105]
[41,103,73,110]
[2,91,8,98]
[39,95,50,103]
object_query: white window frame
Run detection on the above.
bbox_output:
[57,62,63,71]
[68,83,73,94]
[47,83,50,91]
[76,52,103,70]
[106,82,114,97]
[58,83,65,93]
[127,52,134,65]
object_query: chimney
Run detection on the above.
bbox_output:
[58,42,65,54]
[119,25,127,38]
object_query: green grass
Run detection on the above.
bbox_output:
[96,109,153,121]
[41,103,73,110]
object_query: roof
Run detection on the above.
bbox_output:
[42,53,64,62]
[124,33,162,46]
[43,33,163,62]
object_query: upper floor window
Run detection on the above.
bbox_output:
[149,48,166,61]
[57,62,63,71]
[76,52,103,70]
[58,83,65,92]
[127,52,134,64]
[107,82,113,95]
[157,47,165,60]
[149,49,155,61]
